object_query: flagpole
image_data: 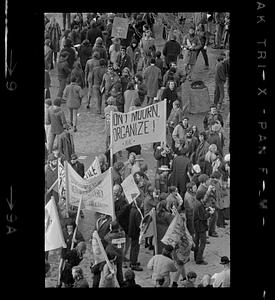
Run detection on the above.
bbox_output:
[152,208,158,254]
[110,110,114,168]
[64,161,70,218]
[46,178,58,195]
[71,195,83,250]
[110,167,116,221]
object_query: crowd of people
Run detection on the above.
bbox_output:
[45,12,230,288]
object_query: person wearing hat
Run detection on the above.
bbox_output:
[104,220,126,287]
[162,33,181,69]
[147,244,177,287]
[121,269,142,288]
[182,24,202,80]
[69,154,84,178]
[203,104,224,131]
[92,36,108,61]
[85,51,100,109]
[86,21,103,48]
[211,256,230,287]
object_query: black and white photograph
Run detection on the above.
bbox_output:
[44,12,230,288]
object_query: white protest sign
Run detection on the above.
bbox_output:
[65,162,115,218]
[121,174,140,204]
[110,99,167,154]
[84,156,101,179]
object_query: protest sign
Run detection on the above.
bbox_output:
[111,17,129,39]
[58,158,66,198]
[121,174,140,204]
[84,156,101,179]
[45,196,67,251]
[65,162,115,219]
[110,100,167,154]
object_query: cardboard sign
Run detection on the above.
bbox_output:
[111,17,129,39]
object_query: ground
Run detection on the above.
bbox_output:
[45,13,230,287]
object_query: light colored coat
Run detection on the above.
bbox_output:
[143,65,162,98]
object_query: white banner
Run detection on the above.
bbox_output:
[65,162,115,218]
[110,100,167,154]
[84,156,101,179]
[58,159,66,198]
[121,174,140,204]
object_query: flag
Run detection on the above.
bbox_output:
[91,231,106,265]
[121,174,140,203]
[161,211,193,263]
[58,158,66,197]
[84,156,101,179]
[70,196,85,250]
[66,162,115,219]
[45,197,67,251]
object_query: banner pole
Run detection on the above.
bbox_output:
[64,161,70,218]
[71,195,83,250]
[110,110,114,168]
[152,208,158,254]
[46,178,58,195]
[110,167,116,221]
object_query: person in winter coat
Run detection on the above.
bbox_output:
[203,104,224,131]
[92,37,108,61]
[120,67,132,100]
[184,127,199,160]
[155,51,164,77]
[116,47,133,77]
[169,147,192,199]
[63,75,83,132]
[45,16,62,65]
[172,116,191,152]
[193,131,210,168]
[78,39,92,72]
[57,131,75,162]
[86,21,103,48]
[85,51,100,109]
[109,37,121,68]
[69,154,84,177]
[44,69,51,99]
[153,143,173,174]
[57,51,71,99]
[104,97,118,150]
[45,154,59,204]
[70,60,85,89]
[155,201,174,255]
[165,186,183,213]
[143,58,162,106]
[184,181,197,238]
[162,34,181,69]
[196,23,209,68]
[110,81,124,113]
[104,221,126,287]
[46,98,68,154]
[134,74,147,105]
[70,25,81,46]
[147,244,177,287]
[182,25,202,80]
[60,38,77,69]
[124,81,139,113]
[206,122,225,158]
[161,80,179,119]
[126,39,140,74]
[80,22,89,43]
[91,58,107,115]
[128,197,143,271]
[136,50,147,76]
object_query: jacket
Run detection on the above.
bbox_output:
[162,40,181,66]
[143,65,162,97]
[63,82,83,109]
[60,47,77,69]
[116,203,132,234]
[172,123,191,149]
[136,82,147,103]
[161,87,178,118]
[124,89,139,113]
[194,141,210,164]
[70,67,85,88]
[153,144,173,172]
[143,194,157,215]
[140,37,156,56]
[96,216,112,249]
[58,131,75,162]
[78,44,92,69]
[128,205,142,240]
[57,56,71,80]
[167,108,184,129]
[116,53,133,75]
[193,199,211,232]
[91,66,107,87]
[206,131,225,157]
[182,34,201,65]
[47,107,67,134]
[203,112,224,130]
[85,58,100,83]
[86,27,103,47]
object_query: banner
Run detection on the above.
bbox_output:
[84,156,101,179]
[161,211,193,263]
[58,158,66,197]
[111,17,129,39]
[121,174,140,204]
[65,162,115,218]
[45,197,67,251]
[110,100,167,154]
[91,230,106,266]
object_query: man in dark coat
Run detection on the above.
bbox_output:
[45,153,59,205]
[69,154,84,178]
[60,38,77,69]
[203,104,224,131]
[116,46,133,76]
[57,51,71,99]
[57,131,75,162]
[128,198,143,271]
[86,21,103,48]
[193,188,213,265]
[153,142,173,173]
[78,39,92,72]
[161,80,179,119]
[162,34,181,68]
[169,147,192,199]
